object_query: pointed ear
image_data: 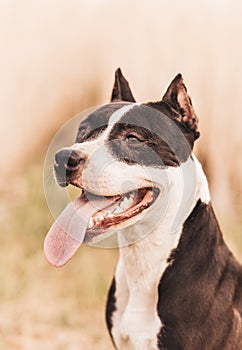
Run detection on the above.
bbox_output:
[162,74,200,140]
[111,68,136,102]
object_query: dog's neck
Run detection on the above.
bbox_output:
[116,155,210,293]
[111,155,242,349]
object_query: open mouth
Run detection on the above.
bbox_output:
[44,186,159,267]
[86,187,159,234]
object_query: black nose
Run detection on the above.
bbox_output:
[54,148,84,186]
[55,148,83,169]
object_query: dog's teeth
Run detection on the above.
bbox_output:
[88,217,94,229]
[120,197,131,210]
[106,208,115,215]
[97,215,103,220]
[89,193,135,224]
[113,207,123,214]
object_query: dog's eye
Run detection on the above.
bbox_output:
[125,133,144,143]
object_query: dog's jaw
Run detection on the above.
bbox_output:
[107,154,209,246]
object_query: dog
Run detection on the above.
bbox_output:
[44,68,242,349]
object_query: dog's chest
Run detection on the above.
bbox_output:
[111,237,174,350]
[112,274,162,349]
[112,305,161,350]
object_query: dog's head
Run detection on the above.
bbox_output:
[44,68,200,266]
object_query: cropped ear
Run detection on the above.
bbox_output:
[162,74,200,140]
[111,68,136,102]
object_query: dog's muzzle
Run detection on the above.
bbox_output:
[54,148,85,187]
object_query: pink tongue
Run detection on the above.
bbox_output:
[44,194,111,267]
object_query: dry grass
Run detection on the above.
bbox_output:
[0,164,118,349]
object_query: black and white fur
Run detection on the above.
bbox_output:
[54,69,242,349]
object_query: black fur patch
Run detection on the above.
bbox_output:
[107,104,193,167]
[106,278,117,347]
[157,200,242,349]
[75,103,128,143]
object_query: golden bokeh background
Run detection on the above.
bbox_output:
[0,1,241,348]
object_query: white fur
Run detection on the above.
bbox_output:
[193,155,210,204]
[107,103,136,126]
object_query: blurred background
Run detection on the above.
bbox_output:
[0,0,242,348]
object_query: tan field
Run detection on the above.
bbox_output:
[0,1,242,349]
